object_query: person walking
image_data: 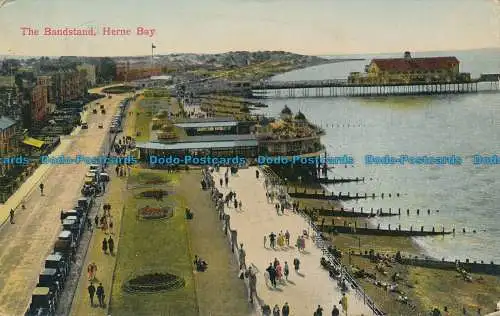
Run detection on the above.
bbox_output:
[266,263,277,288]
[285,230,290,246]
[332,305,340,316]
[245,266,257,303]
[315,305,324,316]
[269,232,276,249]
[60,210,64,224]
[102,238,108,254]
[94,214,99,228]
[339,293,348,315]
[273,304,280,316]
[9,209,14,224]
[96,283,105,308]
[264,235,267,248]
[39,183,44,195]
[109,218,114,234]
[87,263,93,281]
[108,236,115,255]
[87,283,96,306]
[282,302,290,316]
[238,244,246,269]
[293,258,300,273]
[284,261,290,281]
[90,262,97,281]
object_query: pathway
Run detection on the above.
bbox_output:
[0,90,124,316]
[212,167,374,316]
[69,94,136,316]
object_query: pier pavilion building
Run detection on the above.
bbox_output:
[135,106,325,177]
[349,51,471,84]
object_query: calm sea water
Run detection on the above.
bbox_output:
[256,48,500,263]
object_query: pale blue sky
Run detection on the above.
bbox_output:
[0,0,499,56]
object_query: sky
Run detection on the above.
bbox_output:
[0,0,499,56]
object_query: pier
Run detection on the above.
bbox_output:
[251,75,500,99]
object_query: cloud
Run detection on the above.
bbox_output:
[0,0,17,9]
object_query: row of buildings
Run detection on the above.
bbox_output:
[0,62,97,179]
[115,60,161,82]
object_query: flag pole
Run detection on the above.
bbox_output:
[151,43,154,78]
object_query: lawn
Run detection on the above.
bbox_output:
[109,170,199,316]
[176,172,253,316]
[110,169,253,316]
[127,97,153,142]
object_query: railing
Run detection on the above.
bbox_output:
[252,79,348,89]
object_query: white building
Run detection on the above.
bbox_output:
[131,75,172,88]
[77,63,97,87]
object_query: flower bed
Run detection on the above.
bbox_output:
[138,206,173,220]
[123,273,185,293]
[139,190,169,199]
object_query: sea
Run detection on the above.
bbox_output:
[254,48,500,263]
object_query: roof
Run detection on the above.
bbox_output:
[153,134,256,144]
[371,56,459,72]
[175,117,237,123]
[137,139,258,150]
[22,137,44,148]
[0,116,16,130]
[174,121,238,128]
[150,75,172,80]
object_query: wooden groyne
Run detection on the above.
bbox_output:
[350,250,500,276]
[288,190,401,201]
[312,207,397,218]
[317,224,452,237]
[309,207,440,218]
[317,177,365,184]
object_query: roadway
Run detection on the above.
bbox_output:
[0,87,126,316]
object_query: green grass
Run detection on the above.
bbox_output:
[129,100,153,142]
[176,172,253,316]
[110,170,198,316]
[102,85,135,94]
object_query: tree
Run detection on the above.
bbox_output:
[97,58,117,83]
[1,59,21,75]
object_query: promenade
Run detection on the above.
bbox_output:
[211,167,374,316]
[0,89,124,316]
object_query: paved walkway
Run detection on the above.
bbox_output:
[70,94,137,316]
[212,167,374,316]
[0,90,125,316]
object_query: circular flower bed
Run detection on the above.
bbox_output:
[139,190,169,199]
[123,273,185,293]
[144,179,166,185]
[138,206,173,220]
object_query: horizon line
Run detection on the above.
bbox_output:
[1,46,499,59]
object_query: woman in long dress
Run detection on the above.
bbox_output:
[278,234,284,247]
[276,263,283,282]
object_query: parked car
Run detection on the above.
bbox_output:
[98,123,103,128]
[81,123,88,129]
